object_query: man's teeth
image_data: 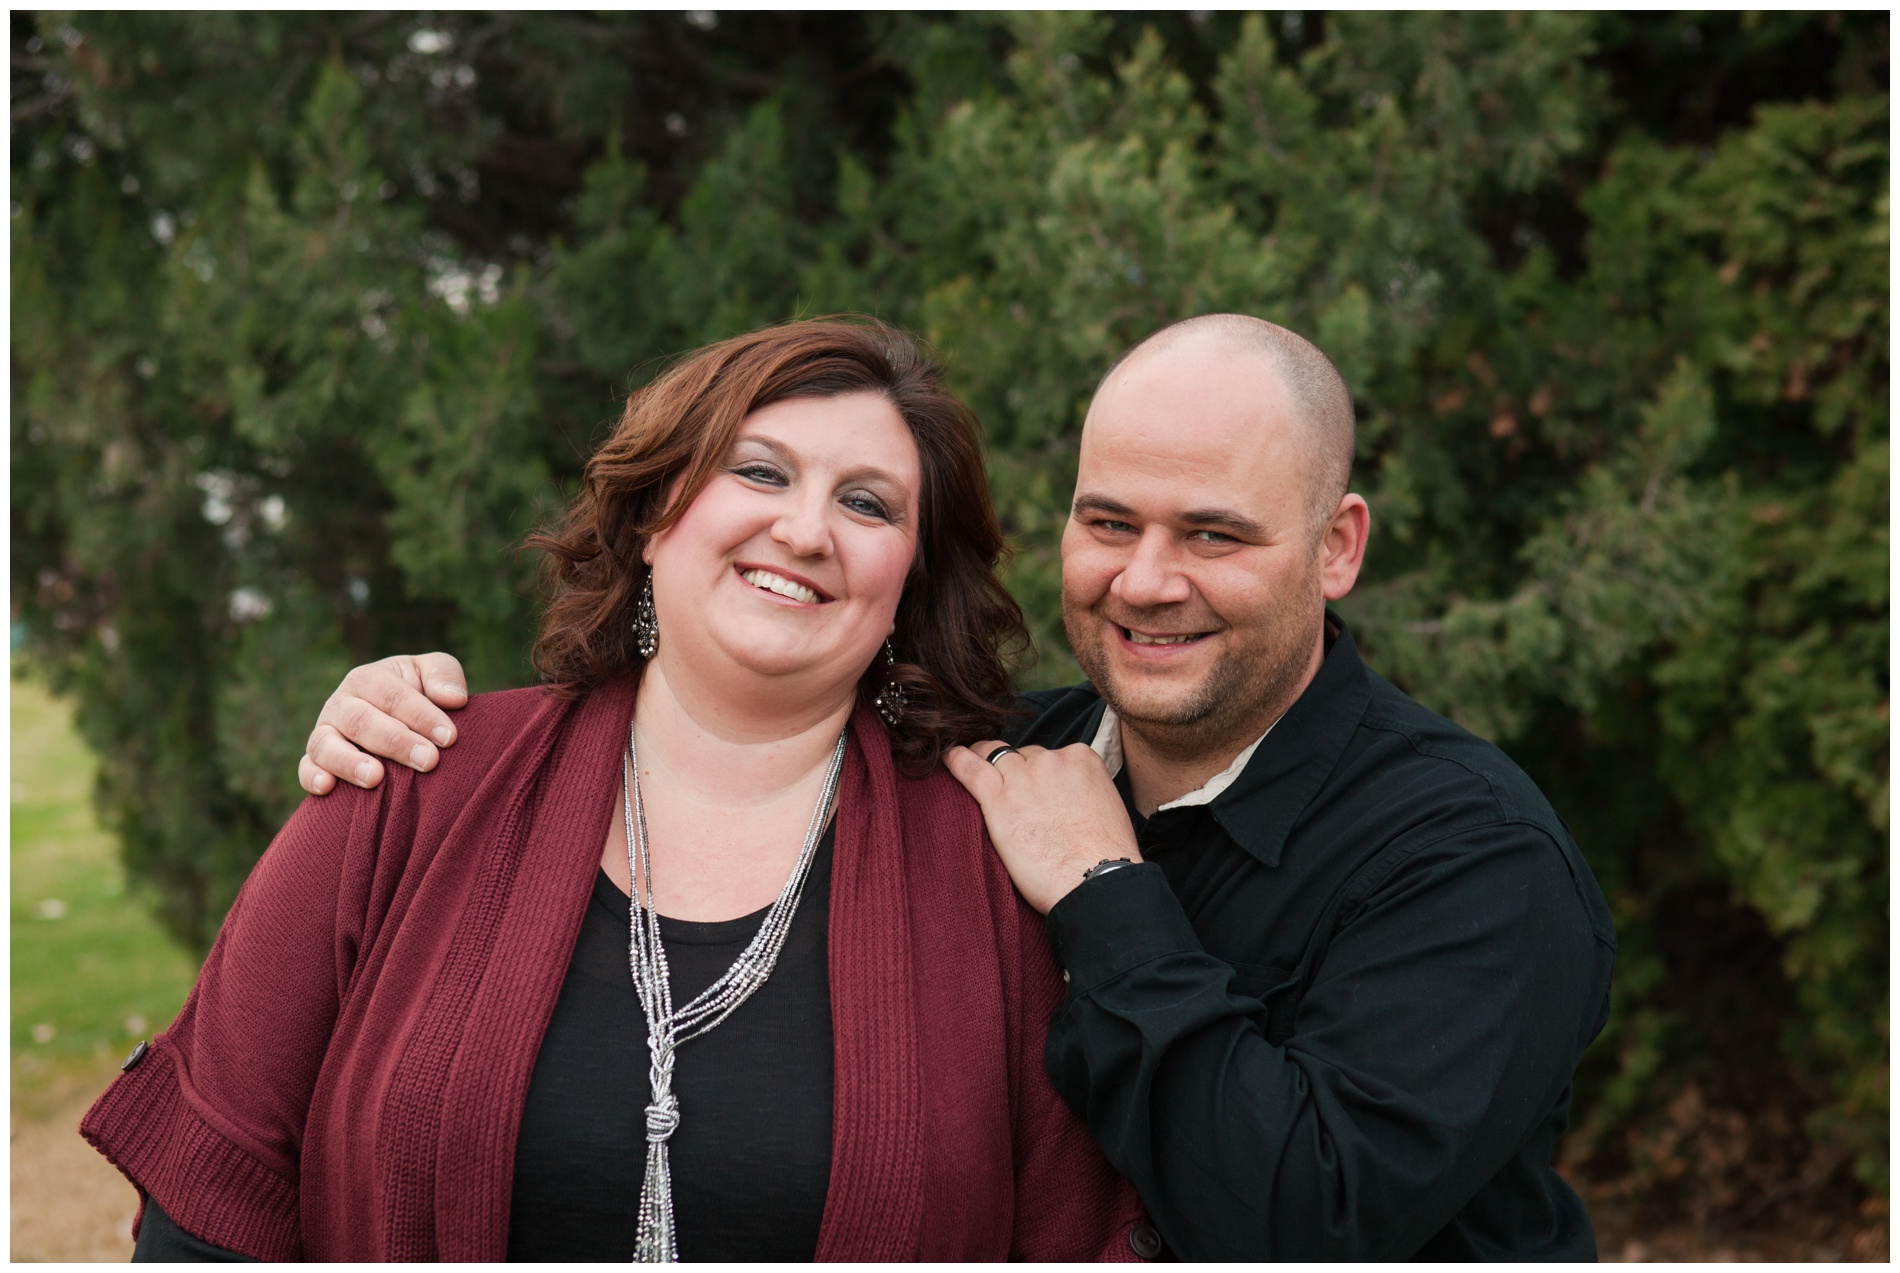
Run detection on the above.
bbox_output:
[1125,629,1203,646]
[741,569,821,604]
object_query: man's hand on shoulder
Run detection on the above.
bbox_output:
[944,741,1141,914]
[298,653,470,796]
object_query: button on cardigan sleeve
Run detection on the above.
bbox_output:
[82,783,380,1262]
[1043,827,1607,1261]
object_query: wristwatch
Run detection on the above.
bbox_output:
[1081,857,1136,885]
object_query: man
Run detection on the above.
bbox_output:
[298,315,1614,1260]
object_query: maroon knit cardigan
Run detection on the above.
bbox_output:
[82,681,1147,1261]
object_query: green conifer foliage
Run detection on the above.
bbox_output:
[12,10,1886,1203]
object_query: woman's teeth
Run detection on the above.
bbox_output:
[741,569,822,604]
[1124,628,1203,646]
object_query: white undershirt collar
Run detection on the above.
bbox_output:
[1087,703,1279,812]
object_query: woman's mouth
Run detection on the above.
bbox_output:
[738,566,828,604]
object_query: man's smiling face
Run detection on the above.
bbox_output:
[1060,337,1331,751]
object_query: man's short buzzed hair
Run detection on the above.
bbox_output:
[1100,313,1356,532]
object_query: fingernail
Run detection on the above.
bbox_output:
[354,762,375,786]
[432,726,453,746]
[410,744,433,768]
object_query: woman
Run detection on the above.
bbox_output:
[82,319,1149,1261]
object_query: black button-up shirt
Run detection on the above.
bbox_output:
[1009,618,1616,1261]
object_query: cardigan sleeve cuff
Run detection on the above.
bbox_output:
[1046,862,1204,993]
[80,1038,302,1261]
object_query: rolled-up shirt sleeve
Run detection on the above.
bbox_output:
[1044,825,1607,1261]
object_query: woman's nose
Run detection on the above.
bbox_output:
[772,494,834,558]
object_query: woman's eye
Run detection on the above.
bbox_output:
[844,493,891,520]
[732,463,786,485]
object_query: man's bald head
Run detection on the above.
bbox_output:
[1095,314,1355,534]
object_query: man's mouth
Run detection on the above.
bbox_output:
[739,566,828,605]
[1120,626,1210,647]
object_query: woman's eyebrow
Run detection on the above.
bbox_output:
[730,434,795,463]
[834,463,908,493]
[734,434,909,498]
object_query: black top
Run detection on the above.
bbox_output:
[133,1199,253,1262]
[133,827,836,1263]
[509,828,835,1261]
[1011,617,1617,1262]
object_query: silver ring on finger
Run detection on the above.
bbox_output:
[984,744,1021,765]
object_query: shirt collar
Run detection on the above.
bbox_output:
[1085,612,1374,867]
[1088,704,1277,811]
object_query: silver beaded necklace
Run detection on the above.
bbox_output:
[621,722,848,1263]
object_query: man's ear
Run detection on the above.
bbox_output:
[1319,494,1370,601]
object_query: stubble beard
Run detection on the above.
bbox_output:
[1062,581,1323,763]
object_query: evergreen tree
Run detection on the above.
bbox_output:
[12,9,1887,1216]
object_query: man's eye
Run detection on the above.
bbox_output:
[1189,530,1235,543]
[1096,519,1137,534]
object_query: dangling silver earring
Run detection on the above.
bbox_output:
[874,639,908,727]
[632,574,659,658]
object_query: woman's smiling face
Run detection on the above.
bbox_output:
[643,391,922,701]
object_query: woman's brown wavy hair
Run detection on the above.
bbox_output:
[528,316,1029,771]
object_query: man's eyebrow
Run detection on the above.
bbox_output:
[1072,494,1265,538]
[1072,493,1139,519]
[1177,508,1266,537]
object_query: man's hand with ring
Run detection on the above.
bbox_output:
[943,740,1142,914]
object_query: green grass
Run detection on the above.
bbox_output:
[11,673,200,1115]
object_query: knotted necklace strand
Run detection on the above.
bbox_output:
[623,723,848,1263]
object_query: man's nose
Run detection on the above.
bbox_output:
[1111,528,1193,607]
[772,492,835,558]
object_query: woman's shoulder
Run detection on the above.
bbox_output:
[451,683,570,733]
[428,685,591,776]
[889,755,979,821]
[274,680,628,913]
[276,686,573,847]
[848,711,1021,901]
[889,757,1018,895]
[356,682,628,820]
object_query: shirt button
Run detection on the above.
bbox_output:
[1128,1223,1163,1259]
[120,1040,150,1072]
[1061,969,1070,983]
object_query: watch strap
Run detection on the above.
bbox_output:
[1082,857,1136,885]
